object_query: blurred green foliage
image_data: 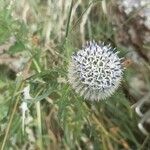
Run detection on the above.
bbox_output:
[0,0,149,150]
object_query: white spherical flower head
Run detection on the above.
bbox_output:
[68,41,123,101]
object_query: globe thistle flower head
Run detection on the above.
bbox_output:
[68,41,123,101]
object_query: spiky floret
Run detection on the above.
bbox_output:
[68,41,123,101]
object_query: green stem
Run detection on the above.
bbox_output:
[33,58,43,150]
[1,79,24,150]
[65,0,73,39]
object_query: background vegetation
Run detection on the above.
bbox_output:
[0,0,150,149]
